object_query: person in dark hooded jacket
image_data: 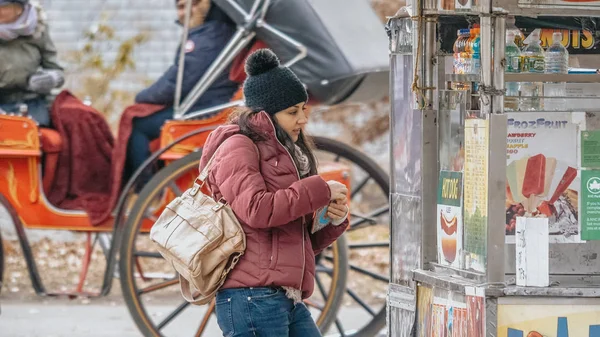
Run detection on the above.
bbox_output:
[125,0,238,187]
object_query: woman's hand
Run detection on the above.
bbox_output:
[326,180,348,201]
[326,200,348,221]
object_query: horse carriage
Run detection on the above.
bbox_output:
[0,0,391,335]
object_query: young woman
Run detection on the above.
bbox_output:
[0,0,64,127]
[199,49,349,337]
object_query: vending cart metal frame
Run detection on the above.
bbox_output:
[387,0,600,336]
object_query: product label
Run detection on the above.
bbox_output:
[523,55,545,73]
[507,56,521,73]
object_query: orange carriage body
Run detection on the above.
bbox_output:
[0,88,347,234]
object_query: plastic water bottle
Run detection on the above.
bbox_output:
[505,32,521,111]
[544,32,568,111]
[519,31,544,111]
[506,16,525,48]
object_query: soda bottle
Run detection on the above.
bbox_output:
[453,29,470,74]
[462,29,473,75]
[469,26,480,76]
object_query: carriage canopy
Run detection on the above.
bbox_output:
[214,0,390,105]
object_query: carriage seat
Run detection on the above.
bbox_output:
[39,127,63,193]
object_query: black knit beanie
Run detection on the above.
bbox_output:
[243,49,308,116]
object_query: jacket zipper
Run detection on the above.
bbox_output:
[265,113,306,292]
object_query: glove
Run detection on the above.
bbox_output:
[27,70,65,94]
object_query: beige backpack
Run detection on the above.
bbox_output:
[150,139,247,305]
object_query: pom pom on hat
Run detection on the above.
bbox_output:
[244,49,280,76]
[243,48,308,115]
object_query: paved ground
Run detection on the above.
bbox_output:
[0,298,381,337]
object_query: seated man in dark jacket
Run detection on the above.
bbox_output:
[125,0,238,186]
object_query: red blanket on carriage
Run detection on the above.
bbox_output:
[49,91,164,225]
[94,101,165,225]
[47,91,115,220]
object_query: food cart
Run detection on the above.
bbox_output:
[386,0,600,335]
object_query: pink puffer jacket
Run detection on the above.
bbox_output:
[199,111,349,299]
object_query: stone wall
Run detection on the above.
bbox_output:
[41,0,180,92]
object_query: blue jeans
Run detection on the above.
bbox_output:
[215,287,322,337]
[0,97,50,127]
[123,106,174,190]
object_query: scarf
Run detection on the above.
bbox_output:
[294,144,311,177]
[281,143,312,304]
[0,4,38,41]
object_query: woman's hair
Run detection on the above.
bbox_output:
[230,108,318,177]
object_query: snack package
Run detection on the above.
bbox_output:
[311,206,330,234]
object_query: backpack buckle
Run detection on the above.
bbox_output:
[211,198,227,211]
[189,183,201,196]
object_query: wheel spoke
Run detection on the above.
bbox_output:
[315,274,330,305]
[349,206,389,230]
[195,299,216,337]
[316,264,333,275]
[346,288,376,316]
[348,263,389,283]
[334,319,347,337]
[350,176,370,199]
[157,300,191,330]
[137,278,179,295]
[348,242,389,249]
[323,256,388,283]
[168,181,183,196]
[348,212,377,225]
[134,251,162,258]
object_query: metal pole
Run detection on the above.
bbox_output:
[180,99,244,120]
[486,13,507,285]
[259,22,307,68]
[174,0,193,114]
[480,16,493,116]
[422,14,438,268]
[424,16,437,108]
[493,14,506,115]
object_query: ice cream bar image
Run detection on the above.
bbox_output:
[510,157,528,203]
[522,154,546,198]
[549,166,577,203]
[542,157,557,198]
[537,166,577,217]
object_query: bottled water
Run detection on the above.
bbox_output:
[544,32,568,111]
[519,31,544,111]
[505,32,521,111]
[506,16,525,48]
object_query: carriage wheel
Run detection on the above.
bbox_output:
[119,150,349,336]
[312,136,389,337]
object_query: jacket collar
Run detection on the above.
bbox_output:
[250,111,277,138]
